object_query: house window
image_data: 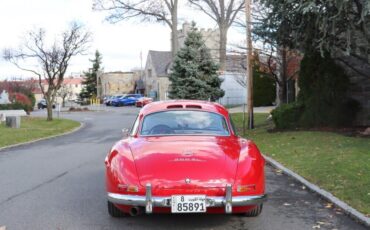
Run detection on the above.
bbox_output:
[75,84,78,88]
[148,69,152,78]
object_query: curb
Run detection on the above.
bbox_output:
[0,122,84,152]
[264,155,370,228]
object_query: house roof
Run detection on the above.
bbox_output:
[225,55,246,73]
[39,77,83,85]
[148,50,172,76]
[147,50,247,75]
[63,77,83,85]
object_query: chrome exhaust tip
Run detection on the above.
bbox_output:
[129,207,142,216]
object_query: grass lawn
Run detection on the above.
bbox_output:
[231,113,370,215]
[0,117,80,148]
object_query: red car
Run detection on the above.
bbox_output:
[135,97,153,107]
[105,100,266,217]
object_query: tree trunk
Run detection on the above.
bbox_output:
[277,82,287,105]
[219,24,228,71]
[170,0,179,58]
[277,47,288,105]
[46,103,53,121]
[45,95,53,121]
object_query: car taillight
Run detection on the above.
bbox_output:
[237,184,256,193]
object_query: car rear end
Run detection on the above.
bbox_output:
[105,101,266,216]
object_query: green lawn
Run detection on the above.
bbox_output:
[0,117,80,148]
[231,113,370,215]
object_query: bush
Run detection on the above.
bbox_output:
[254,73,276,106]
[25,92,36,108]
[0,102,30,113]
[271,102,304,129]
[298,51,360,127]
[6,93,33,112]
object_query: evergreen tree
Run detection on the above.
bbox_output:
[169,23,224,101]
[81,50,102,99]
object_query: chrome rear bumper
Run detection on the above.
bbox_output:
[107,184,267,214]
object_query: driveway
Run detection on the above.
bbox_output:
[0,106,366,230]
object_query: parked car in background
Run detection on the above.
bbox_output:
[113,94,143,107]
[106,95,124,106]
[135,97,153,107]
[105,100,267,217]
[103,96,111,105]
[37,99,55,109]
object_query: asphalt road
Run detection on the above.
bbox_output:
[0,106,367,230]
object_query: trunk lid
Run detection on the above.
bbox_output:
[130,136,240,189]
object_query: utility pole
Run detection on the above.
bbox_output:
[245,0,254,130]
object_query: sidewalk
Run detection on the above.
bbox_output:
[228,105,275,114]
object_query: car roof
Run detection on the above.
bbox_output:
[139,100,229,117]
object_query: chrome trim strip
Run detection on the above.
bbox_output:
[225,184,232,213]
[107,193,267,208]
[145,183,153,213]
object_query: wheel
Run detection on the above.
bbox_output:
[107,201,127,217]
[243,204,263,217]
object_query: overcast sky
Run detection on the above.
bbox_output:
[0,0,245,80]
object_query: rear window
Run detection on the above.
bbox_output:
[140,110,230,136]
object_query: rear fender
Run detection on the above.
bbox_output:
[234,139,265,195]
[105,140,142,194]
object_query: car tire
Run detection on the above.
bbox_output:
[107,201,127,217]
[243,204,263,217]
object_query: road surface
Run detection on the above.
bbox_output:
[0,106,366,230]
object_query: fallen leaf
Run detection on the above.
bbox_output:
[312,225,320,229]
[275,169,283,174]
[283,203,291,206]
[302,185,306,190]
[325,203,333,208]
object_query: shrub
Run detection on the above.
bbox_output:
[271,102,304,129]
[25,92,36,108]
[252,52,276,106]
[254,73,276,106]
[8,93,33,112]
[298,51,360,127]
[0,102,30,113]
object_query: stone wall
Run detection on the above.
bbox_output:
[158,77,171,101]
[178,22,220,61]
[336,55,370,126]
[97,72,139,97]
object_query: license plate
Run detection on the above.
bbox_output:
[171,195,206,213]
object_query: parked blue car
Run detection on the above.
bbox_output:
[109,95,125,106]
[112,94,143,107]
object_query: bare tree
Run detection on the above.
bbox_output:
[3,23,91,121]
[57,83,73,107]
[233,2,302,105]
[232,43,301,105]
[93,0,179,57]
[188,0,245,71]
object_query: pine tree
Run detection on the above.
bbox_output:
[169,23,224,101]
[81,50,102,99]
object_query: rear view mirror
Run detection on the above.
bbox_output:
[122,128,129,138]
